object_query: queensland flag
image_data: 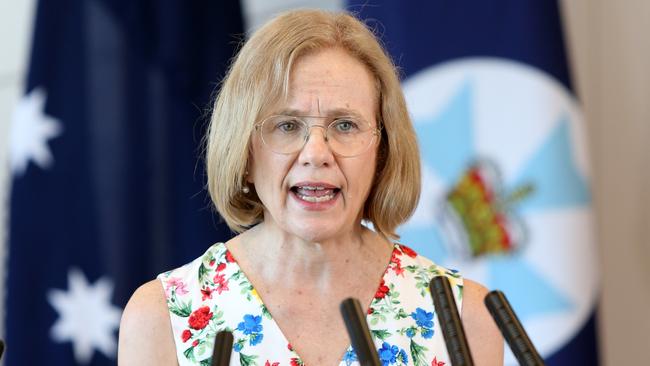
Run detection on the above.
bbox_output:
[349,1,599,364]
[6,0,243,364]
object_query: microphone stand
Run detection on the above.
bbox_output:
[211,330,234,366]
[430,276,475,366]
[340,298,381,366]
[484,290,545,366]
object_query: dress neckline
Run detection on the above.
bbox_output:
[220,242,401,365]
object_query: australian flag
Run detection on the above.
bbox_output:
[349,1,599,365]
[6,1,243,364]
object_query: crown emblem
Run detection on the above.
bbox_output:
[439,159,534,259]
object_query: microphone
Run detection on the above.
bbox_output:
[484,290,545,366]
[211,330,234,366]
[429,276,475,366]
[340,298,381,366]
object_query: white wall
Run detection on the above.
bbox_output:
[562,1,650,364]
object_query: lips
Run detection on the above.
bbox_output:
[290,182,341,203]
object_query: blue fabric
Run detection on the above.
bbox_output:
[5,1,243,364]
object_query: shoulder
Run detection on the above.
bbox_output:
[118,279,177,365]
[461,279,504,366]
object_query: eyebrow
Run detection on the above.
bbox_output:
[277,108,365,119]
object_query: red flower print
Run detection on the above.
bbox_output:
[213,273,230,294]
[181,329,192,342]
[265,361,280,366]
[367,307,374,315]
[375,279,390,299]
[290,358,304,366]
[216,262,227,272]
[209,259,215,266]
[201,287,213,301]
[390,251,402,265]
[225,250,235,263]
[192,339,199,347]
[215,280,229,294]
[188,306,213,330]
[390,251,405,276]
[400,245,417,258]
[287,343,293,351]
[432,357,445,366]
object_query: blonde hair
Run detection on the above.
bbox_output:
[206,9,420,239]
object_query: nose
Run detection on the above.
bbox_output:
[298,125,334,166]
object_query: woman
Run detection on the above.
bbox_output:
[119,9,503,366]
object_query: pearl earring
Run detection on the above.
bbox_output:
[242,170,250,193]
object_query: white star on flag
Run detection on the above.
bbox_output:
[10,87,63,176]
[47,268,122,364]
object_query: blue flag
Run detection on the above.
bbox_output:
[349,1,599,364]
[6,1,243,364]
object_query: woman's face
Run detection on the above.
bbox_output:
[248,47,379,242]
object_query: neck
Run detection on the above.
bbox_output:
[238,222,391,289]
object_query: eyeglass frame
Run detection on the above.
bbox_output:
[253,114,383,158]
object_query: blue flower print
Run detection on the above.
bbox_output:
[343,347,358,365]
[235,314,264,349]
[249,332,264,346]
[421,327,434,339]
[405,327,416,338]
[377,342,408,366]
[396,349,408,364]
[410,308,433,328]
[233,341,243,352]
[237,314,263,335]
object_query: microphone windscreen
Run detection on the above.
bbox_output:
[430,276,475,366]
[211,330,234,366]
[484,290,545,366]
[340,297,380,366]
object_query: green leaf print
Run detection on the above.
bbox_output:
[261,304,272,319]
[169,298,192,318]
[198,263,210,284]
[404,265,418,273]
[371,329,392,340]
[409,339,429,366]
[183,346,195,361]
[240,352,258,366]
[200,359,212,366]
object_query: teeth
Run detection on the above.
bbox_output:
[297,193,335,202]
[298,186,325,190]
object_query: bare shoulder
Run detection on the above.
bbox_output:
[461,279,504,366]
[118,279,177,366]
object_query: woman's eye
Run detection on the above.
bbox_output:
[333,120,358,132]
[277,121,299,132]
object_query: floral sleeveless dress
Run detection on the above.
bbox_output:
[158,242,463,366]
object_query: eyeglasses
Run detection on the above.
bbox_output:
[254,115,381,158]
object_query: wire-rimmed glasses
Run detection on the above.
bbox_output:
[254,115,381,158]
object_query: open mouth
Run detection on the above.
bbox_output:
[290,185,341,203]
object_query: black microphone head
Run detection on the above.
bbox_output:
[484,290,545,366]
[340,297,381,366]
[429,276,475,366]
[211,330,234,366]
